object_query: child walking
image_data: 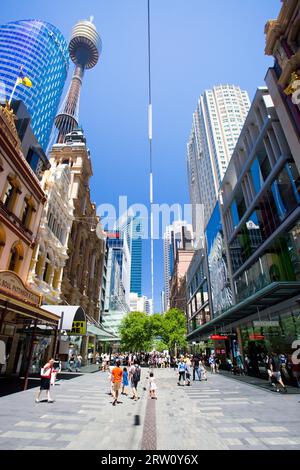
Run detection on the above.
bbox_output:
[122,367,129,395]
[149,371,157,399]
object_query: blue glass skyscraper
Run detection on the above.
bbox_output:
[130,218,142,297]
[0,20,69,151]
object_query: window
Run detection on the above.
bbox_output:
[1,175,21,212]
[21,196,36,229]
[8,242,24,273]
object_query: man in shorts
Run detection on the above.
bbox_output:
[111,359,123,406]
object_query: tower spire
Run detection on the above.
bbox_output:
[54,19,101,143]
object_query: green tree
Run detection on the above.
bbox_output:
[119,311,152,352]
[161,308,187,355]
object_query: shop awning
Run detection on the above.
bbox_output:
[41,305,86,332]
[0,293,59,326]
[187,281,300,341]
[87,323,119,341]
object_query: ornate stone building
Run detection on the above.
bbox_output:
[28,162,73,304]
[265,0,300,174]
[0,104,59,378]
[48,129,106,357]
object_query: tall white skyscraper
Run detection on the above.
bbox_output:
[163,220,194,311]
[187,85,250,241]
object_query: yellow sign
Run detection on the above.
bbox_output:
[71,321,86,335]
[0,270,41,307]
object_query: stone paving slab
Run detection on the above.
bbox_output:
[0,368,299,450]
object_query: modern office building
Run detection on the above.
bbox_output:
[129,293,153,315]
[101,232,130,336]
[188,88,300,383]
[0,20,69,151]
[187,85,250,241]
[163,221,194,311]
[130,217,142,297]
[186,249,210,336]
[10,100,50,179]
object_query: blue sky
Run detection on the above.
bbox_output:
[3,0,280,312]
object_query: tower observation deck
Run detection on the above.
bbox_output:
[55,18,101,142]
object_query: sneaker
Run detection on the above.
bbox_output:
[35,398,40,403]
[48,399,54,403]
[112,400,116,406]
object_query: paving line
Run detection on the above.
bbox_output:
[141,398,156,450]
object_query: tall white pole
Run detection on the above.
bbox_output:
[148,0,154,312]
[8,65,23,107]
[8,77,19,107]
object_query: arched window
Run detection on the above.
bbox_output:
[1,174,21,212]
[43,253,52,284]
[8,242,24,273]
[0,223,6,259]
[21,195,36,229]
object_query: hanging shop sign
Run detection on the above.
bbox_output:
[253,321,280,327]
[71,321,86,335]
[0,270,41,307]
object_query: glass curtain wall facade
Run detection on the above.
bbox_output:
[222,88,300,304]
[186,249,210,334]
[0,20,69,150]
[206,202,233,318]
[130,217,142,297]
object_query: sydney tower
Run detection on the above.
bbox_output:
[55,17,101,142]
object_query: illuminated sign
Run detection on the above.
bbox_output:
[249,334,265,340]
[71,321,86,335]
[210,335,229,340]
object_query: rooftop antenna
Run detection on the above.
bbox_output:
[89,15,94,23]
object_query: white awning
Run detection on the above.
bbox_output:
[41,305,86,331]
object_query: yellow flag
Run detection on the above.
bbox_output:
[17,73,32,88]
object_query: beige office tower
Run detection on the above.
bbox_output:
[187,85,250,244]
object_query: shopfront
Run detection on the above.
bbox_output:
[0,271,59,382]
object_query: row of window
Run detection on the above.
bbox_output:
[1,174,37,231]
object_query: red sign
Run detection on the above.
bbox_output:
[210,335,229,340]
[249,334,265,340]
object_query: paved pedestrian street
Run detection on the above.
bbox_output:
[0,369,299,450]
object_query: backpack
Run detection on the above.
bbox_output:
[132,365,141,382]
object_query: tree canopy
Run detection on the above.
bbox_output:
[118,308,187,353]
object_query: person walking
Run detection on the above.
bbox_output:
[200,359,208,381]
[68,353,75,372]
[35,359,55,403]
[185,357,192,386]
[129,359,141,401]
[269,352,287,393]
[177,357,186,386]
[88,351,93,365]
[193,355,201,381]
[111,359,123,406]
[122,367,129,395]
[50,358,61,386]
[209,354,216,373]
[76,354,82,372]
[149,371,157,399]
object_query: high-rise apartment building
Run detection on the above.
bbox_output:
[163,221,194,311]
[0,20,69,150]
[187,85,250,239]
